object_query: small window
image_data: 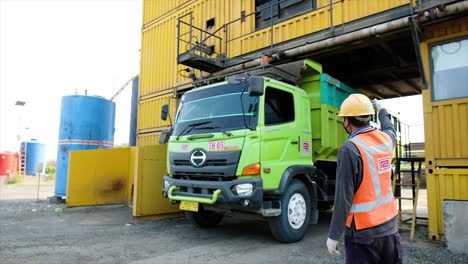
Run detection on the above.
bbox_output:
[264,87,294,125]
[206,18,215,29]
[431,38,468,101]
[255,0,316,30]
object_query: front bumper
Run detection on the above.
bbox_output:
[162,175,263,209]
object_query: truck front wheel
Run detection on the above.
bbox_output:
[268,179,311,243]
[186,208,224,228]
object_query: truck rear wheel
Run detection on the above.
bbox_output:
[186,208,223,228]
[268,179,311,243]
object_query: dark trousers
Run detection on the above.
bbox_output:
[344,232,403,264]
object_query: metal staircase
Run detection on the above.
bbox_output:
[393,156,424,240]
[392,123,427,240]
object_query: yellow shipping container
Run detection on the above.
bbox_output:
[143,0,192,26]
[421,16,468,168]
[420,16,468,240]
[426,168,468,240]
[137,132,161,147]
[140,0,411,97]
[138,92,178,133]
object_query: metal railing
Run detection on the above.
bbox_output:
[398,122,425,159]
[176,0,459,69]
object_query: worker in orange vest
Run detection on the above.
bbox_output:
[326,94,402,263]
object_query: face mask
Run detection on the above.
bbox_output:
[342,118,351,135]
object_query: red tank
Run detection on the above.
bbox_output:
[0,151,19,176]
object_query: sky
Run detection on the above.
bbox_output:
[0,0,143,159]
[379,94,425,144]
[0,0,424,160]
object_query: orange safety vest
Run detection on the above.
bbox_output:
[345,129,398,230]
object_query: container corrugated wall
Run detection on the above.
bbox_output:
[228,0,409,58]
[55,95,116,197]
[140,17,180,96]
[142,0,191,26]
[138,92,177,133]
[137,133,161,147]
[426,168,468,240]
[420,16,468,240]
[427,99,468,166]
[422,16,468,167]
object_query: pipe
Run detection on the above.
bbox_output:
[128,76,139,147]
[208,1,468,78]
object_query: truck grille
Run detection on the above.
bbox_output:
[170,150,241,179]
[174,159,228,166]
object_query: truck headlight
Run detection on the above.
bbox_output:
[233,183,254,197]
[163,179,171,191]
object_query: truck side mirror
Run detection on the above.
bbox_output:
[247,76,264,96]
[161,104,169,120]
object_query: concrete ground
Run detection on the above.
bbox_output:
[1,183,467,264]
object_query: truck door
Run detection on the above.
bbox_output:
[260,85,302,190]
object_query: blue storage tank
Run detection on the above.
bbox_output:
[20,140,47,175]
[54,95,115,197]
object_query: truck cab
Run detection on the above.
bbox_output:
[162,59,354,242]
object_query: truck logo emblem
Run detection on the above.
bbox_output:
[190,149,207,167]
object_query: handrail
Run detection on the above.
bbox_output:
[176,0,457,69]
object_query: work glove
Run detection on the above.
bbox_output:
[326,237,340,256]
[372,98,382,112]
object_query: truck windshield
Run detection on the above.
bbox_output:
[174,82,259,136]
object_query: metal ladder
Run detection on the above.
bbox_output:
[393,157,425,240]
[19,143,26,175]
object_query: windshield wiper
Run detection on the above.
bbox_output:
[176,121,212,140]
[193,126,233,137]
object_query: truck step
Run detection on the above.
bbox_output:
[261,208,281,217]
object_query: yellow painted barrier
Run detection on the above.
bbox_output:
[132,144,181,219]
[67,148,135,207]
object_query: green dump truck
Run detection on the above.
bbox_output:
[162,59,356,243]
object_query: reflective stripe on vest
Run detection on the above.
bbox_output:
[346,130,397,230]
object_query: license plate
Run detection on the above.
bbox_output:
[179,201,199,212]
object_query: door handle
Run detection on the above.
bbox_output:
[290,140,298,145]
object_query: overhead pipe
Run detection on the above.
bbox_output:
[207,1,468,78]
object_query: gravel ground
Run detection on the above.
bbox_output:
[0,183,467,264]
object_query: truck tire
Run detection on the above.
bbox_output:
[268,179,311,243]
[186,208,223,228]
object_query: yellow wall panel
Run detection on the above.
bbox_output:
[137,132,161,147]
[421,16,468,167]
[429,100,468,165]
[138,92,178,132]
[133,144,181,219]
[67,148,135,207]
[426,168,468,240]
[419,16,468,241]
[143,0,192,26]
[140,17,179,96]
[227,0,409,58]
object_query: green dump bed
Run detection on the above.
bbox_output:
[300,59,356,163]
